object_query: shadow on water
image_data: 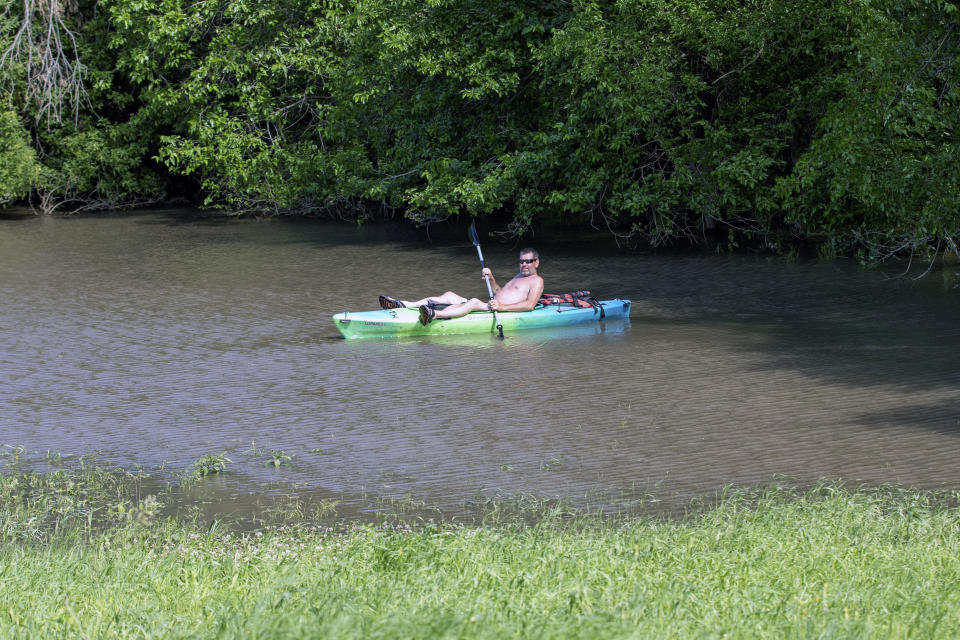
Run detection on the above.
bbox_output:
[855,401,960,436]
[649,309,960,397]
[743,317,960,393]
[631,254,960,395]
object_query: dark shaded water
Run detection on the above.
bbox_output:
[2,210,959,516]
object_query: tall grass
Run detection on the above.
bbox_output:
[0,460,162,543]
[2,465,959,638]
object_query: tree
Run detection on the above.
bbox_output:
[0,110,37,202]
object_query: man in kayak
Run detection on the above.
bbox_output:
[379,249,545,325]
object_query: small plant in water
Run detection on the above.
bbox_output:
[265,450,292,468]
[2,445,26,465]
[540,457,562,471]
[191,452,232,479]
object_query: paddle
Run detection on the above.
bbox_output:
[469,222,504,339]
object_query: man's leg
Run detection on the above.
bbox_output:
[432,298,490,319]
[403,291,468,307]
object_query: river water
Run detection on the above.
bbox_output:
[2,210,959,516]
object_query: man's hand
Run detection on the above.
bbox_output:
[488,299,501,311]
[482,267,500,294]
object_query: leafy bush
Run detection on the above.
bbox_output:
[0,111,38,203]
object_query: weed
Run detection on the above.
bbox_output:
[540,457,562,471]
[312,499,339,519]
[190,453,232,480]
[265,450,292,468]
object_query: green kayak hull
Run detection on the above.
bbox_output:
[333,299,631,339]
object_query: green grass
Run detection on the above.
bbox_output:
[2,465,960,638]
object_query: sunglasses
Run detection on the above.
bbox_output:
[519,258,537,264]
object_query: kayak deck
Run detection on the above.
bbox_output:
[333,299,631,339]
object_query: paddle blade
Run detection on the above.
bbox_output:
[468,221,480,247]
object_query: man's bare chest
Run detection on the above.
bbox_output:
[496,276,531,300]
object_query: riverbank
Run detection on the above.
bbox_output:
[2,465,959,638]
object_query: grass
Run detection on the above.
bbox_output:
[2,464,960,638]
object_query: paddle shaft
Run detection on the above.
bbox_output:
[472,237,504,339]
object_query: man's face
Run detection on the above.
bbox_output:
[519,253,538,276]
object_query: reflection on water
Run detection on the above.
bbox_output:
[1,210,959,516]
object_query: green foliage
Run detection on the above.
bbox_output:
[1,0,957,257]
[521,0,708,240]
[775,0,960,258]
[0,463,162,542]
[190,452,232,480]
[37,119,167,211]
[0,111,38,203]
[264,450,292,468]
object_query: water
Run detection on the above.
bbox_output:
[2,210,959,515]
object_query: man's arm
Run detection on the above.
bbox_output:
[491,276,544,312]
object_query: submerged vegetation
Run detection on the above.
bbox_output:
[1,0,958,260]
[3,460,960,638]
[189,452,233,481]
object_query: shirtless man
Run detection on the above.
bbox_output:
[379,249,545,325]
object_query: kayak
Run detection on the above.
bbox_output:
[334,299,631,339]
[333,299,631,339]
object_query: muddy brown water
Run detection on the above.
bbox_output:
[2,210,959,517]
